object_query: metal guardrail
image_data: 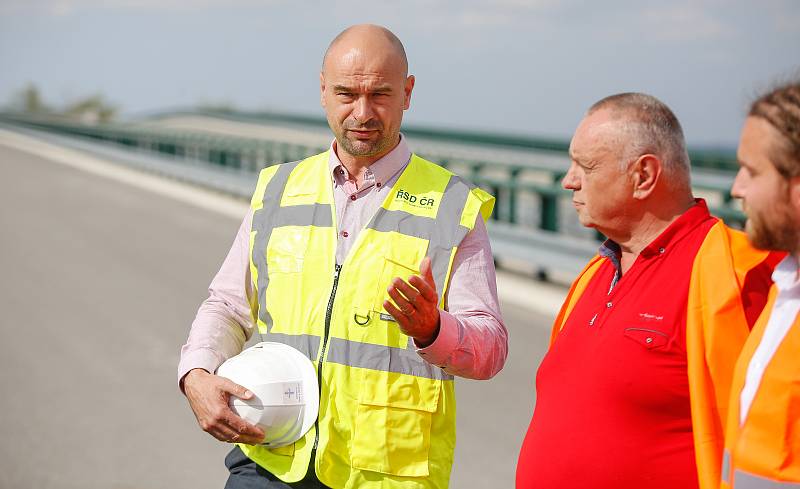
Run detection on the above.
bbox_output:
[0,113,745,278]
[156,109,741,172]
[0,112,745,224]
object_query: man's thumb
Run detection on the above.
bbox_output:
[222,378,253,400]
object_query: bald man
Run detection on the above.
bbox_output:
[179,24,507,489]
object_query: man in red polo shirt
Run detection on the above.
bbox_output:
[516,93,780,489]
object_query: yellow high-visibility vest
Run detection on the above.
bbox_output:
[239,151,494,488]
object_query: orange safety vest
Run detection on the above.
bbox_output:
[551,221,776,489]
[721,286,800,488]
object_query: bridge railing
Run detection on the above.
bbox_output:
[0,112,744,278]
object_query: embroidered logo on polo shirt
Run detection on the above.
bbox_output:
[638,312,664,322]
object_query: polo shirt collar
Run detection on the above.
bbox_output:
[599,198,712,269]
[638,198,711,258]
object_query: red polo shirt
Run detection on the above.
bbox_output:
[517,201,720,489]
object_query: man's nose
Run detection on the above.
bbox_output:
[730,167,746,200]
[352,96,375,124]
[562,164,580,190]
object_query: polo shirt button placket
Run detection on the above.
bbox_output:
[592,301,612,328]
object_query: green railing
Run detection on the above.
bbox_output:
[0,113,744,239]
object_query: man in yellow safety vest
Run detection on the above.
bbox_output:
[178,24,507,489]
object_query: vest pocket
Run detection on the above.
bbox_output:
[350,371,440,477]
[268,443,295,457]
[266,227,310,274]
[373,253,424,314]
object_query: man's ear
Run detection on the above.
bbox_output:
[631,154,662,200]
[403,75,415,110]
[320,72,326,108]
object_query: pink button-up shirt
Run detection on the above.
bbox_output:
[179,135,507,383]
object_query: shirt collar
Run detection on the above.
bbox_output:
[328,133,411,187]
[772,254,800,292]
[639,198,711,258]
[598,240,623,292]
[599,240,621,263]
[598,198,713,260]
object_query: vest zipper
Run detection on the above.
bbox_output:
[313,263,342,452]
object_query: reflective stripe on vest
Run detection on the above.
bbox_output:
[734,471,800,488]
[325,337,452,381]
[723,449,732,485]
[266,332,321,360]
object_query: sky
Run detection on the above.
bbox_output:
[1,0,799,147]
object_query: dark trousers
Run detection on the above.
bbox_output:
[224,446,330,489]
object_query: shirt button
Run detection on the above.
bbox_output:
[645,337,653,344]
[350,195,356,201]
[341,231,349,238]
[606,301,612,308]
[376,182,382,188]
[659,247,666,254]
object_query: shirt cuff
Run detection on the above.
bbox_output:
[177,347,226,391]
[415,310,459,367]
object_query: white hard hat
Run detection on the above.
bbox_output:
[216,342,319,447]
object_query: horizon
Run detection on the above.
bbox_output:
[2,0,798,148]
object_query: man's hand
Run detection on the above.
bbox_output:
[183,368,265,445]
[383,256,441,347]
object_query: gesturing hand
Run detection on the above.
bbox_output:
[383,256,441,347]
[183,368,265,445]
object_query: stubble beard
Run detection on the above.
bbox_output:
[334,119,397,158]
[338,131,394,157]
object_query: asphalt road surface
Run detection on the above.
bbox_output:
[0,131,555,489]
